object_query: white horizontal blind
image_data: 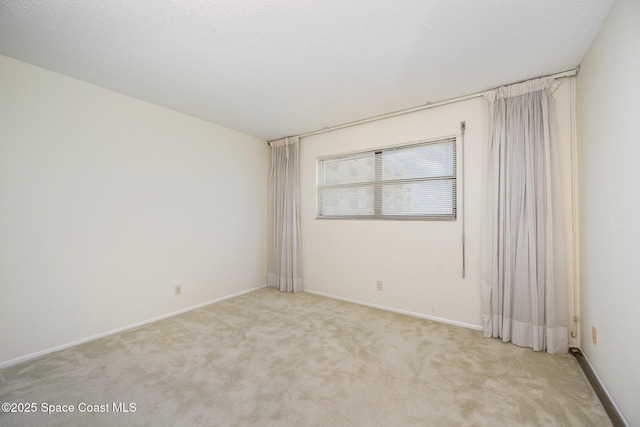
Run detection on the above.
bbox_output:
[317,137,456,220]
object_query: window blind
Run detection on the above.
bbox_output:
[317,137,456,220]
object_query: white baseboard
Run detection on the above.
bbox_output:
[0,285,266,369]
[304,289,483,331]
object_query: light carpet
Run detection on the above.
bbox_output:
[0,288,611,426]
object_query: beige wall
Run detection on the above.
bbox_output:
[577,0,640,424]
[0,55,270,366]
[300,80,577,338]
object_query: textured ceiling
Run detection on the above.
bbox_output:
[0,1,614,141]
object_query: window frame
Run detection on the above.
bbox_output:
[315,136,457,221]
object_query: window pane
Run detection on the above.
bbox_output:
[321,153,375,185]
[382,142,454,180]
[320,186,374,216]
[317,137,456,220]
[381,180,454,216]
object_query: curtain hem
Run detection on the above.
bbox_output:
[267,273,303,293]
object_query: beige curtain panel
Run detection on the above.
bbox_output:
[481,78,569,354]
[268,136,303,292]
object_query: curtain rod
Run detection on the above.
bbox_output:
[279,68,577,141]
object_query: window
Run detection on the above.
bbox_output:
[316,137,456,220]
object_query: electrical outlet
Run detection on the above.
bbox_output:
[592,326,597,345]
[175,285,182,296]
[376,280,383,291]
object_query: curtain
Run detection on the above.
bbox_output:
[268,136,303,292]
[480,78,568,354]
